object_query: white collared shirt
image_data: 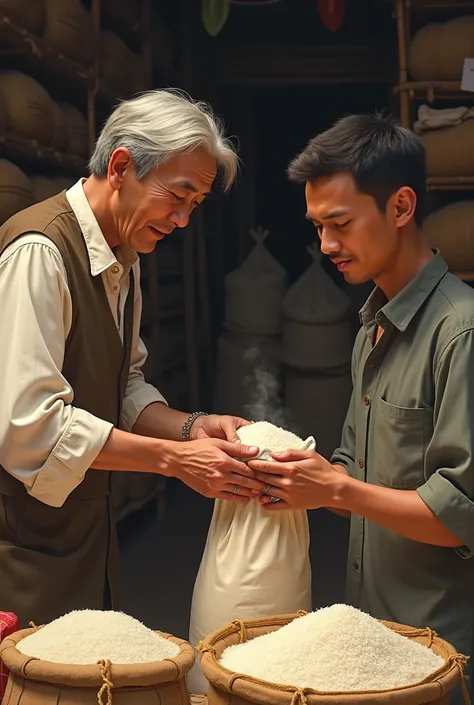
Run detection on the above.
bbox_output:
[0,179,166,507]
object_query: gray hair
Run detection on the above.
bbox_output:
[89,89,238,190]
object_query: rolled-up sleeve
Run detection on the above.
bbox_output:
[417,328,474,557]
[0,237,113,507]
[119,260,167,433]
[331,345,357,476]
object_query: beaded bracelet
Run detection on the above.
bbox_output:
[181,411,209,441]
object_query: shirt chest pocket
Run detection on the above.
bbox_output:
[372,397,433,490]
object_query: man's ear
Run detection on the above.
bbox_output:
[108,148,133,190]
[392,186,417,228]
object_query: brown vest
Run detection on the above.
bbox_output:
[0,191,134,624]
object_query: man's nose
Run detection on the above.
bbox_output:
[170,205,191,229]
[319,228,341,256]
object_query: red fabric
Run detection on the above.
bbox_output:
[0,612,19,700]
[317,0,346,31]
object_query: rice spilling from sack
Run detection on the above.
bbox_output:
[237,421,306,454]
[17,610,180,665]
[219,604,444,691]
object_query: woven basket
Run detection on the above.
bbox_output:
[199,613,469,705]
[0,626,194,704]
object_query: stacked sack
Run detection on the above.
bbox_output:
[281,244,353,459]
[213,227,286,418]
[424,201,474,278]
[409,17,474,179]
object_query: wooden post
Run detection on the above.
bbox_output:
[395,0,411,127]
[180,0,200,410]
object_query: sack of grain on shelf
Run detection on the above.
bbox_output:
[224,227,287,335]
[0,609,195,704]
[0,160,34,225]
[282,244,352,372]
[0,70,54,145]
[31,175,60,203]
[100,30,132,95]
[0,0,45,35]
[424,201,474,277]
[57,103,89,159]
[422,120,474,177]
[43,0,96,67]
[188,421,314,695]
[413,105,474,135]
[409,16,474,82]
[199,607,469,705]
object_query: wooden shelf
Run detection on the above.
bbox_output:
[0,15,94,90]
[410,0,474,12]
[394,81,474,102]
[0,131,87,175]
[426,176,474,191]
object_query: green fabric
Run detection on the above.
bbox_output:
[332,251,474,703]
[201,0,230,36]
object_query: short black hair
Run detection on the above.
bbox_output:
[288,113,426,226]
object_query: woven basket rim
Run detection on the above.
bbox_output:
[0,627,195,688]
[199,613,465,703]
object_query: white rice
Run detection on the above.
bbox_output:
[237,421,305,454]
[219,604,444,691]
[17,610,180,665]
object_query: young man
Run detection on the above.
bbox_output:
[0,90,264,627]
[250,114,474,700]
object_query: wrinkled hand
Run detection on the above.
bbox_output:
[174,437,265,503]
[190,413,251,443]
[248,449,342,511]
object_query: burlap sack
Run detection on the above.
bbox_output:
[0,627,194,704]
[199,613,470,705]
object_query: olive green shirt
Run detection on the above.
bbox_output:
[332,252,474,694]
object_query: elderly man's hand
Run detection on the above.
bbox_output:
[190,413,251,443]
[173,437,265,503]
[248,449,344,511]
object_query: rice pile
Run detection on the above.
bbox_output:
[219,604,444,691]
[17,610,180,665]
[237,421,305,454]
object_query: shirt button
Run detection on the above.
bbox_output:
[111,265,120,275]
[112,285,119,292]
[358,459,364,469]
[363,396,370,406]
[352,559,359,570]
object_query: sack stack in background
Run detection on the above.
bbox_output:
[213,227,286,418]
[282,244,353,459]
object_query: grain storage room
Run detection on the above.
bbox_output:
[0,0,473,704]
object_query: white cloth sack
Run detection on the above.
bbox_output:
[224,226,286,335]
[282,244,352,372]
[414,105,474,134]
[187,436,315,695]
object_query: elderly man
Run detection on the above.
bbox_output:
[250,114,474,703]
[0,90,263,626]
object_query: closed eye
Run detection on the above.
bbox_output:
[170,192,185,202]
[335,221,351,228]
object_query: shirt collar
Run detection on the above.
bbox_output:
[360,250,449,333]
[66,178,138,277]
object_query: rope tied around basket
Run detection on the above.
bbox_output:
[297,610,308,618]
[28,622,44,631]
[97,659,113,705]
[231,619,248,644]
[398,626,437,649]
[290,689,309,705]
[197,642,217,658]
[448,653,471,705]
